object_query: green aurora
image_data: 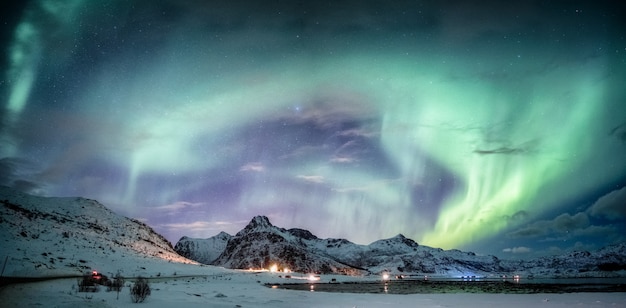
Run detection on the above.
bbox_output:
[1,0,625,257]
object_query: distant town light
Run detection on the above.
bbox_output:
[269,264,278,273]
[382,273,390,281]
[308,274,320,281]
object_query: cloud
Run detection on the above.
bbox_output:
[156,220,243,240]
[11,180,41,193]
[502,246,531,254]
[333,140,370,158]
[154,201,205,212]
[157,221,217,235]
[296,175,325,184]
[508,189,626,246]
[0,157,42,193]
[329,138,374,164]
[588,187,626,220]
[507,223,549,238]
[572,225,618,238]
[473,140,538,155]
[239,162,265,172]
[0,157,22,185]
[335,140,358,153]
[526,241,604,258]
[504,210,530,222]
[507,212,589,238]
[161,221,236,231]
[330,156,357,164]
[474,147,527,155]
[336,128,378,138]
[553,212,589,232]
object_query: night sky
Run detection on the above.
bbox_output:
[2,0,625,259]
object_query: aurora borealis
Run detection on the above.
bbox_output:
[1,0,625,258]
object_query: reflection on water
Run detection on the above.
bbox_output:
[421,277,626,285]
[268,277,626,294]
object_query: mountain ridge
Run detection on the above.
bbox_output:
[177,215,626,278]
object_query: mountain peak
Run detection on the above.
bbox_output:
[395,234,419,247]
[369,233,419,249]
[250,215,272,228]
[237,216,274,235]
[216,231,232,238]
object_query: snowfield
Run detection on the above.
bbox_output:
[2,270,626,308]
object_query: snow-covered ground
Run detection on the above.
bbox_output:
[2,253,625,307]
[2,270,626,308]
[1,257,625,308]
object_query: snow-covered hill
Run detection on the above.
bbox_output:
[0,186,198,278]
[177,215,626,278]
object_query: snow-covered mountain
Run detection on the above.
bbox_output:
[0,186,196,278]
[211,216,365,275]
[177,215,626,278]
[177,216,505,276]
[174,231,232,264]
[501,243,626,278]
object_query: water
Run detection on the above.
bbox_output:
[268,277,626,294]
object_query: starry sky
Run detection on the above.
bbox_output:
[1,0,625,259]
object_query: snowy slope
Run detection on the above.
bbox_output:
[0,186,197,278]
